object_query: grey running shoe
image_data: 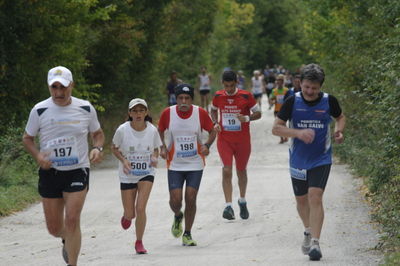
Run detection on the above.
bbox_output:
[62,239,68,264]
[308,240,322,261]
[222,206,235,220]
[238,200,249,219]
[302,232,311,255]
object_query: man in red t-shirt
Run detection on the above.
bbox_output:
[158,83,216,246]
[210,70,261,220]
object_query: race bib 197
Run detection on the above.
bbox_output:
[47,136,79,167]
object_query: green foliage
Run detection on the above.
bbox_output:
[0,123,38,216]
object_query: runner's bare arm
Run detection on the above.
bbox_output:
[272,117,315,144]
[237,104,261,122]
[158,129,168,160]
[200,127,217,156]
[22,132,52,169]
[334,113,346,144]
[210,108,221,132]
[151,148,159,167]
[89,128,105,164]
[111,143,131,174]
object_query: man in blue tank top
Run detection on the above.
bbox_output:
[272,64,346,261]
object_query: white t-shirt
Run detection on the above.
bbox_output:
[199,74,211,91]
[112,121,162,183]
[25,96,101,170]
[251,77,263,94]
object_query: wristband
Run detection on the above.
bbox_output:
[244,115,250,122]
[204,143,211,149]
[93,146,103,152]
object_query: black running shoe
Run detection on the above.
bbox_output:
[238,200,249,219]
[308,240,322,261]
[222,206,235,220]
[62,239,68,264]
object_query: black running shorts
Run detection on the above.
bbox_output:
[120,175,155,190]
[291,164,331,196]
[38,167,89,198]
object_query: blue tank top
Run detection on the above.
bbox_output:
[289,92,332,170]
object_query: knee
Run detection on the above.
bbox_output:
[136,204,146,216]
[64,214,80,232]
[169,194,182,207]
[296,196,308,208]
[222,167,232,177]
[185,195,197,208]
[47,224,63,237]
[124,210,136,220]
[308,193,323,207]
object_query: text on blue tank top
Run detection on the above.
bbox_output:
[289,92,332,170]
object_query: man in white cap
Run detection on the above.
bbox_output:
[22,66,105,266]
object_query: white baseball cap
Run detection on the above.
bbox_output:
[128,98,148,110]
[47,66,73,87]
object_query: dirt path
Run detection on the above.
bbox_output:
[0,98,382,265]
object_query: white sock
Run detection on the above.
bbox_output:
[225,202,232,207]
[305,227,311,234]
[311,238,319,243]
[238,197,246,203]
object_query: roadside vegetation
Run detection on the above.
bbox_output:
[1,0,399,263]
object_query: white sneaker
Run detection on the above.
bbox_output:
[301,232,311,255]
[308,240,322,261]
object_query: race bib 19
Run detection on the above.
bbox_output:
[222,113,241,131]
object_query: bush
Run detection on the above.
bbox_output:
[0,123,38,216]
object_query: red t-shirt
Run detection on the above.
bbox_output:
[212,89,257,142]
[158,105,213,132]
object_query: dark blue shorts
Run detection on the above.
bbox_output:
[168,170,203,191]
[291,164,331,196]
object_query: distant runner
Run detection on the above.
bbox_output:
[197,66,212,111]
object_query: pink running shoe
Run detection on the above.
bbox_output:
[135,240,147,254]
[121,216,131,230]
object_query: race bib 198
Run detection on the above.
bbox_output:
[176,136,197,158]
[222,113,241,131]
[47,136,79,167]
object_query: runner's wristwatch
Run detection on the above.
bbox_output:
[93,146,103,152]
